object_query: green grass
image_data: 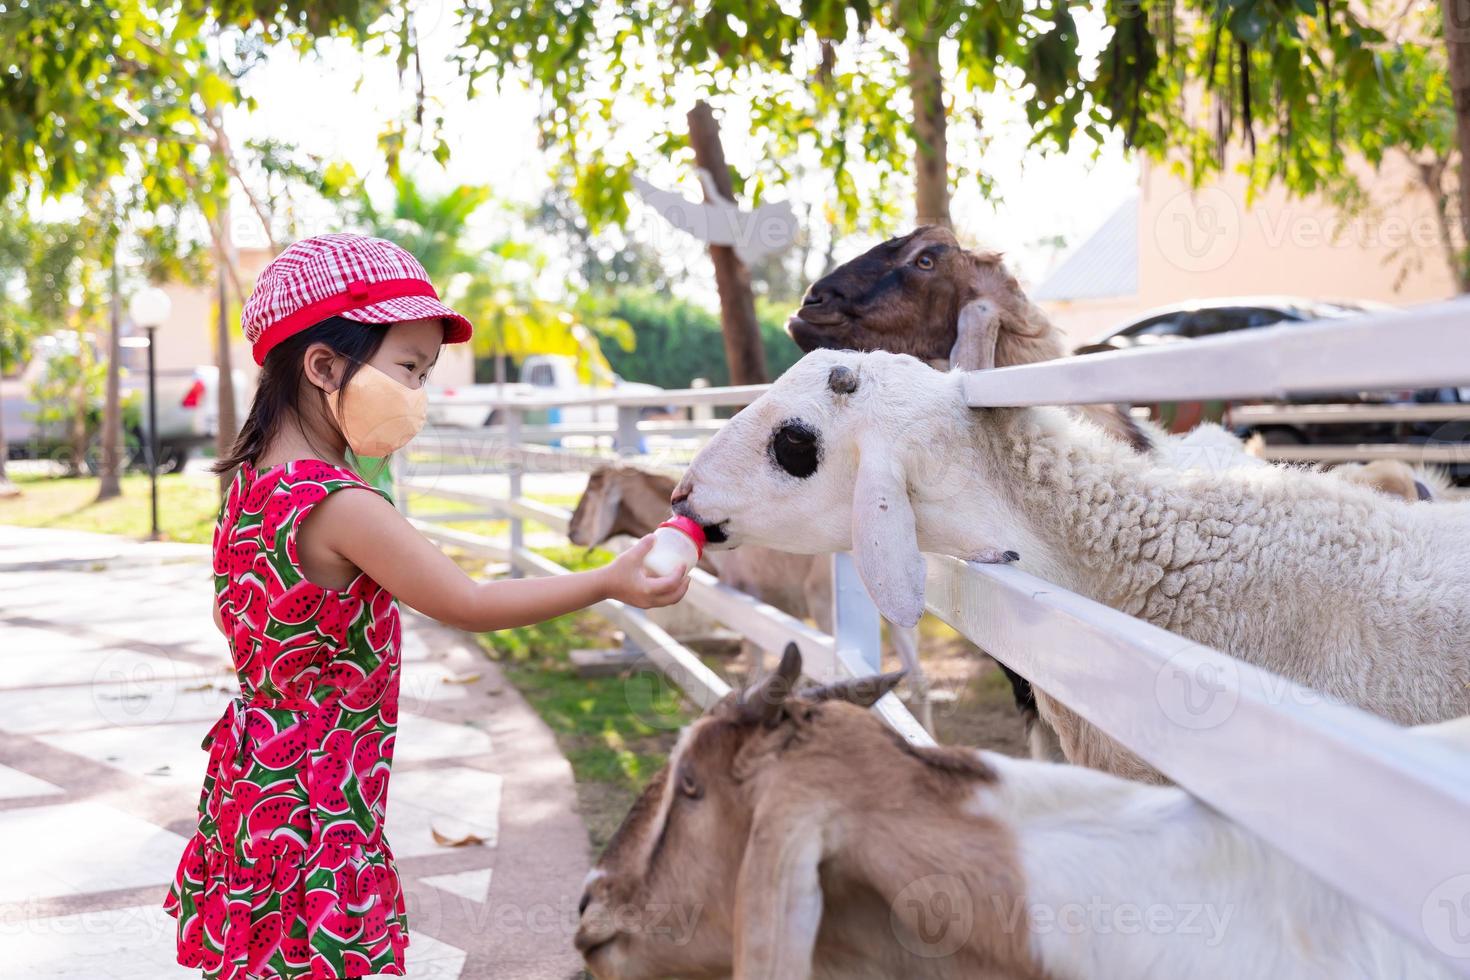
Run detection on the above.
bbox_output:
[476,545,698,847]
[0,471,221,543]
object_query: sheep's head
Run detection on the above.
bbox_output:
[673,349,979,627]
[576,644,909,980]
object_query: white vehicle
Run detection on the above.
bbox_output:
[427,354,667,429]
[1,333,248,472]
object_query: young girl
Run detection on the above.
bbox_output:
[163,234,688,979]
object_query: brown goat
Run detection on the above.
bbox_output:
[577,644,1463,979]
[575,646,1043,980]
[788,225,1148,452]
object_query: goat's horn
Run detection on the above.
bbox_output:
[827,364,859,395]
[800,669,907,710]
[738,643,803,727]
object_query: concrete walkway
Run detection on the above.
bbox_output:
[0,526,590,979]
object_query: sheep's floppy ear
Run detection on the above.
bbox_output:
[850,433,926,628]
[948,298,1003,372]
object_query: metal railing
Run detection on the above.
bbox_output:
[399,296,1470,973]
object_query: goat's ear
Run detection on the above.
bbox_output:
[734,811,823,980]
[738,643,802,727]
[800,669,906,709]
[850,434,926,628]
[948,297,1003,372]
[578,477,622,547]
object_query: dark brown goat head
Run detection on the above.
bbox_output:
[788,226,1054,367]
[789,225,1150,452]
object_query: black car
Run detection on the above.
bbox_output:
[1075,297,1468,481]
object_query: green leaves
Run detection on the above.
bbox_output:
[1087,0,1445,206]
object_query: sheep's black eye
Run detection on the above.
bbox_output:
[770,420,820,478]
[915,253,935,270]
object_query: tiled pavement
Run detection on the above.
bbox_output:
[0,526,591,979]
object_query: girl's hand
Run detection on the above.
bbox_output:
[315,489,692,632]
[601,534,691,609]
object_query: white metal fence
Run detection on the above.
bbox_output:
[399,296,1470,973]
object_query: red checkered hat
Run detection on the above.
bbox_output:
[243,233,474,365]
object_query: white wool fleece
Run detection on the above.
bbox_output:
[677,349,1470,782]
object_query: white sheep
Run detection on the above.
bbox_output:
[568,461,937,730]
[672,349,1470,782]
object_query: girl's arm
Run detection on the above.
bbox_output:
[307,487,689,633]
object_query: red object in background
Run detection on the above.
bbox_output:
[180,379,205,409]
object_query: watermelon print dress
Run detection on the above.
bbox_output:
[165,459,409,979]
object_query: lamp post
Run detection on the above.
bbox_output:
[126,287,171,541]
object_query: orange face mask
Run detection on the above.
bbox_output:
[328,362,428,458]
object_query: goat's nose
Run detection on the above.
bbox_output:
[801,282,837,308]
[670,476,692,509]
[575,896,618,955]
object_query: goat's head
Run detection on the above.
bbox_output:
[569,464,682,547]
[578,644,1013,980]
[789,226,1057,372]
[672,349,990,627]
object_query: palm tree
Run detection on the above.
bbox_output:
[357,175,630,384]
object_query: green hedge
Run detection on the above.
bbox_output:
[586,290,805,390]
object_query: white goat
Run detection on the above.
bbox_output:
[577,646,1467,979]
[672,350,1470,782]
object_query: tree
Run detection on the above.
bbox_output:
[454,0,1069,234]
[1438,1,1469,286]
[1075,0,1463,288]
[686,101,766,385]
[0,205,40,494]
[2,0,398,492]
[586,289,803,390]
[1,210,119,478]
[354,174,632,385]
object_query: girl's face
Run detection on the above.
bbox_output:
[370,318,445,389]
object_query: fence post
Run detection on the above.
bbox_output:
[831,552,882,673]
[507,406,524,578]
[691,378,713,424]
[615,404,641,456]
[390,448,408,518]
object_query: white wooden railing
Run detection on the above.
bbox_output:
[399,296,1470,973]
